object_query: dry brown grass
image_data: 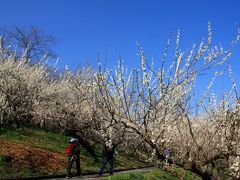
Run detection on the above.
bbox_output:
[0,140,67,172]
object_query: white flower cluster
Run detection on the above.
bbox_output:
[1,24,240,179]
[230,156,240,178]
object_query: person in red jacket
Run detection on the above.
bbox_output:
[66,138,81,178]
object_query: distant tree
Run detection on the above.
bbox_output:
[0,26,57,63]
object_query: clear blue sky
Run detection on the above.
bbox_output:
[1,0,240,97]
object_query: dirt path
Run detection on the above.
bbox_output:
[46,166,157,180]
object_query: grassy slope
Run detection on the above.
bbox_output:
[0,126,148,178]
[0,126,203,179]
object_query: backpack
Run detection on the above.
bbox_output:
[66,143,76,155]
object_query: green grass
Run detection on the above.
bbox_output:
[0,126,149,178]
[0,126,203,179]
[0,126,70,153]
[101,166,204,180]
[102,169,179,180]
[168,165,202,180]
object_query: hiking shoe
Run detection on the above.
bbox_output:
[76,174,82,177]
[65,176,72,179]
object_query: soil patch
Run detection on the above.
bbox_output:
[0,140,67,172]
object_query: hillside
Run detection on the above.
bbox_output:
[0,126,149,178]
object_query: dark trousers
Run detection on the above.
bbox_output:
[99,157,113,175]
[67,155,81,176]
